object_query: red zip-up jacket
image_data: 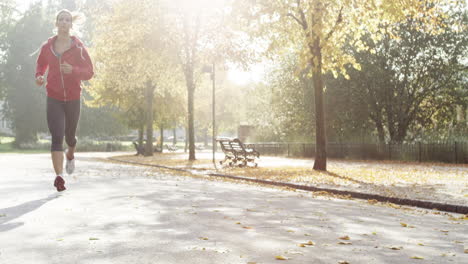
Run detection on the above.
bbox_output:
[36,35,94,101]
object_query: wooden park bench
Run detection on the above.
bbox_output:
[133,141,162,155]
[165,144,177,152]
[216,137,260,167]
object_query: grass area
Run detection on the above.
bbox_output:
[0,137,47,153]
[112,153,468,204]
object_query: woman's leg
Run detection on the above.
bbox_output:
[47,97,65,176]
[64,99,81,160]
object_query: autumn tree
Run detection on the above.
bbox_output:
[89,0,182,156]
[235,0,448,170]
[164,0,252,160]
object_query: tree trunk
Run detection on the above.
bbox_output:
[184,126,188,153]
[311,40,327,171]
[138,123,144,150]
[173,125,177,145]
[160,125,164,151]
[144,83,155,156]
[186,70,196,160]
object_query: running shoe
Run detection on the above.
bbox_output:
[54,176,66,192]
[66,158,75,175]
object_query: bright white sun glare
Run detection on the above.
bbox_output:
[227,64,265,86]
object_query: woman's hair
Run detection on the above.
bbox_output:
[54,9,86,36]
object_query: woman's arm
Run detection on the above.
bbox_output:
[71,46,94,81]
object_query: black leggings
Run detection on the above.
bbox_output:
[47,97,81,152]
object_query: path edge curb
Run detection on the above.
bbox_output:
[108,157,468,214]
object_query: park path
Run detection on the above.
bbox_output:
[0,153,467,264]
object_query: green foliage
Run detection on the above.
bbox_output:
[1,3,51,145]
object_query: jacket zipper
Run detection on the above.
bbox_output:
[59,55,67,101]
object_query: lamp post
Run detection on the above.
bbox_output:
[203,63,216,166]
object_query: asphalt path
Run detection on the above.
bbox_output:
[0,153,466,263]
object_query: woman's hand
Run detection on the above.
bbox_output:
[60,62,73,74]
[35,76,44,86]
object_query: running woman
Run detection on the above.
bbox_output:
[35,9,94,191]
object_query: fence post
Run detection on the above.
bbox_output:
[388,143,392,160]
[454,141,458,164]
[418,142,422,162]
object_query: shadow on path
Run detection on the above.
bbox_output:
[0,194,59,232]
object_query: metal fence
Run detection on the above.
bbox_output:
[251,142,468,164]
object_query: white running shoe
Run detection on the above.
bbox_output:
[66,158,75,175]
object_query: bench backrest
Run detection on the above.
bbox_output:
[230,139,245,153]
[217,139,234,152]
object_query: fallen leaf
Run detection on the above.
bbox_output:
[199,237,209,240]
[339,235,350,240]
[287,230,295,233]
[243,226,253,229]
[56,238,63,241]
[304,233,312,236]
[464,249,468,254]
[389,246,403,250]
[338,261,350,264]
[306,241,315,245]
[235,222,241,225]
[400,222,408,227]
[298,244,306,247]
[440,230,449,233]
[275,255,288,260]
[367,199,378,204]
[372,232,377,235]
[89,237,99,241]
[411,256,424,259]
[418,243,425,246]
[338,242,352,245]
[247,262,257,264]
[0,214,6,217]
[453,241,462,244]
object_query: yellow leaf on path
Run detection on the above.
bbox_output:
[418,243,425,246]
[247,262,257,264]
[287,230,295,233]
[389,246,403,250]
[372,232,377,235]
[306,241,315,245]
[275,255,288,260]
[339,235,350,240]
[89,237,99,241]
[298,244,306,247]
[235,222,241,225]
[243,226,253,229]
[199,237,209,240]
[411,256,424,259]
[464,249,468,253]
[400,222,408,227]
[338,242,352,245]
[338,261,350,264]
